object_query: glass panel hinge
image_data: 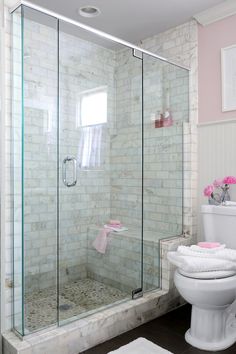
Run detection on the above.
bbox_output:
[132,287,143,299]
[133,49,143,60]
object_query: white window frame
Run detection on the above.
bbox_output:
[76,86,108,128]
[221,44,236,112]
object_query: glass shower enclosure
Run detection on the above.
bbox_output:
[11,2,189,336]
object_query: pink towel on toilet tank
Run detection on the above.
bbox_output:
[198,242,221,249]
[93,228,111,254]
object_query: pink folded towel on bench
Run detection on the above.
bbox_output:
[106,223,123,228]
[93,220,126,254]
[93,228,111,254]
[109,219,121,225]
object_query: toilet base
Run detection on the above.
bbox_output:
[185,329,236,351]
[185,305,236,351]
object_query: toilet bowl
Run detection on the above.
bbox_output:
[173,205,236,351]
[174,269,236,351]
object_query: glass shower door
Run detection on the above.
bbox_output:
[142,54,189,291]
[58,21,143,325]
[12,5,59,335]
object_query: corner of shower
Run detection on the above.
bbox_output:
[11,1,189,337]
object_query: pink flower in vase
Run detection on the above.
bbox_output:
[203,185,214,197]
[213,178,223,188]
[222,176,236,185]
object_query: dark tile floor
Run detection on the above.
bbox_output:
[82,304,236,354]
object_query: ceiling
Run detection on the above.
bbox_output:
[19,0,226,43]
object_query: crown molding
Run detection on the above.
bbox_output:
[194,0,236,26]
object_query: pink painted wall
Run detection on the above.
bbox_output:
[198,15,236,123]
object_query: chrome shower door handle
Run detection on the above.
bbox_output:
[62,156,77,187]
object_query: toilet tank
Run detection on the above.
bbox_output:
[201,205,236,248]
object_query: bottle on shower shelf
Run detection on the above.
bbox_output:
[155,112,164,128]
[161,87,173,127]
[162,109,173,127]
[154,110,173,128]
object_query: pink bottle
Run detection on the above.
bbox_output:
[162,109,173,127]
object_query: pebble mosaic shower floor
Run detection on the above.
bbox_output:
[25,278,128,332]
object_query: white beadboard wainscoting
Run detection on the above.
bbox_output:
[197,118,236,240]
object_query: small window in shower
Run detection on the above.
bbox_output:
[77,86,107,127]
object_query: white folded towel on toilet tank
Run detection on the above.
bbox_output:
[223,201,236,206]
[167,251,236,273]
[189,244,226,253]
[177,245,236,262]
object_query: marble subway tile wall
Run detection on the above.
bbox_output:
[23,15,58,293]
[141,20,198,239]
[111,51,188,237]
[58,29,115,286]
[108,43,191,291]
[22,16,190,299]
[87,226,160,293]
[111,52,142,228]
[22,17,116,292]
[141,20,198,242]
[142,59,188,239]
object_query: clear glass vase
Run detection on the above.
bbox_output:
[208,196,221,205]
[208,187,231,205]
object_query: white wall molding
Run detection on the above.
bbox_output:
[198,117,236,127]
[194,0,236,26]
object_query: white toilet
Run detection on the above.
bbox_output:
[174,205,236,351]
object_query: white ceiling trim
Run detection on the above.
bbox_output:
[194,0,236,26]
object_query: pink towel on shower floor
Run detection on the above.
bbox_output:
[92,228,111,254]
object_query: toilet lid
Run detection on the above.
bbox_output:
[178,269,236,279]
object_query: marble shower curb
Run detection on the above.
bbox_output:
[2,288,185,354]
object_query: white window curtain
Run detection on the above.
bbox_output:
[77,124,104,169]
